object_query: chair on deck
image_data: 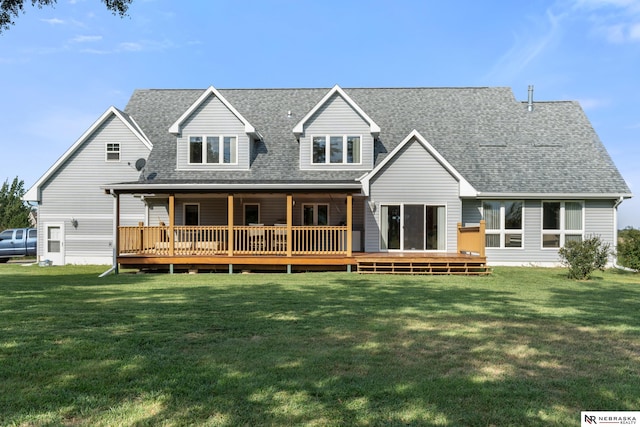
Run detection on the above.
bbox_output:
[272,224,287,252]
[248,224,265,252]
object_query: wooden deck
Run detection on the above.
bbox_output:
[355,253,490,275]
[117,252,489,275]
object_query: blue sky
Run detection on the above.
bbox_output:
[1,0,638,227]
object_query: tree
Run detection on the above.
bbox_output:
[0,177,32,230]
[618,227,640,272]
[0,0,132,33]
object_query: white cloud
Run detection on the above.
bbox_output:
[485,9,564,82]
[570,0,640,43]
[70,35,102,43]
[40,18,65,25]
[576,97,611,109]
[118,42,144,52]
[629,22,640,38]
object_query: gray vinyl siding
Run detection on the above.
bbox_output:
[365,139,461,252]
[466,199,618,265]
[147,199,169,225]
[37,114,149,263]
[584,199,615,243]
[168,195,364,230]
[299,93,374,170]
[176,94,250,170]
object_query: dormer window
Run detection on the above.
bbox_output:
[189,135,237,164]
[312,135,361,164]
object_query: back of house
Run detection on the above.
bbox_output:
[24,85,631,269]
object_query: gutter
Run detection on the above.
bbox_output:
[102,182,363,192]
[612,196,635,272]
[475,192,633,200]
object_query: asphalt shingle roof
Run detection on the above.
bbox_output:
[122,86,630,195]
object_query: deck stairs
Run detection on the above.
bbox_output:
[355,254,490,275]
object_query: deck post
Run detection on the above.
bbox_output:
[286,194,293,257]
[169,194,175,257]
[114,191,120,274]
[228,194,234,256]
[346,194,353,257]
[479,220,486,258]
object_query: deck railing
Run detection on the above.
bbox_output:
[457,220,486,258]
[118,225,349,256]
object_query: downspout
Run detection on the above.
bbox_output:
[611,196,634,271]
[100,189,118,277]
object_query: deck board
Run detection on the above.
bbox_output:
[118,252,490,275]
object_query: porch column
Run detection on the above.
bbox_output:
[286,194,293,257]
[169,194,175,257]
[228,194,234,256]
[346,194,353,257]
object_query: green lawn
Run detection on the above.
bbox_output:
[0,265,638,426]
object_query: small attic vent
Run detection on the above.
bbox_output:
[479,142,507,147]
[533,142,561,147]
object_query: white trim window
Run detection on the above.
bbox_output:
[244,203,260,225]
[312,135,361,164]
[303,203,329,226]
[542,201,584,248]
[189,135,237,164]
[184,203,200,226]
[106,143,120,161]
[483,201,523,248]
[380,204,446,251]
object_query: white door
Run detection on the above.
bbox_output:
[44,224,65,265]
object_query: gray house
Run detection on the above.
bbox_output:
[24,85,631,272]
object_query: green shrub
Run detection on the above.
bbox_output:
[558,235,610,280]
[618,227,640,272]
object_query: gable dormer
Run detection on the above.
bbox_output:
[170,86,260,171]
[294,85,380,171]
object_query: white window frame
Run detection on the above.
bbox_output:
[188,135,238,165]
[311,135,362,165]
[541,200,585,249]
[302,203,330,226]
[379,203,447,252]
[183,203,200,226]
[482,200,524,249]
[243,203,261,225]
[106,143,121,162]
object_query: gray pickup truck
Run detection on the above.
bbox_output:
[0,228,37,263]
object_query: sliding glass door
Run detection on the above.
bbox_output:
[380,204,446,251]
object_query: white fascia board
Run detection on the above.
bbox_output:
[23,106,149,202]
[475,192,633,200]
[359,129,477,198]
[292,84,381,136]
[126,114,153,150]
[103,182,363,192]
[168,86,257,135]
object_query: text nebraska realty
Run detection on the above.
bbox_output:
[584,414,637,425]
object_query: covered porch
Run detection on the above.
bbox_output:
[113,190,486,273]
